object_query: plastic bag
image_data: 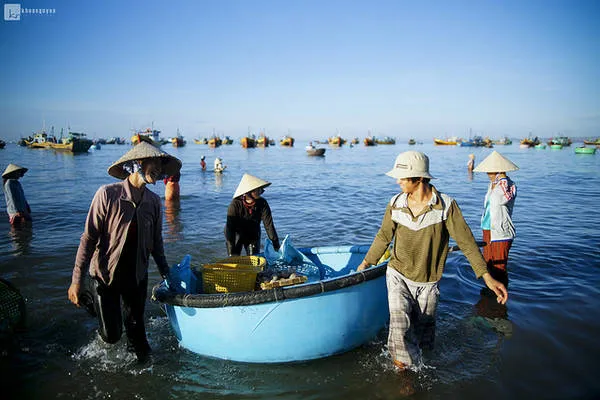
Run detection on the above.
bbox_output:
[264,235,321,280]
[167,254,197,294]
[265,234,306,264]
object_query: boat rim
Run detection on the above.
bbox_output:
[153,247,387,308]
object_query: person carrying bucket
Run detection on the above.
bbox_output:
[2,163,32,225]
[357,151,508,374]
[473,150,518,288]
[224,173,280,256]
[68,142,181,362]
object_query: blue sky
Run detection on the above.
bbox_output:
[1,0,598,141]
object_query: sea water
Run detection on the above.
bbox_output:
[1,140,599,399]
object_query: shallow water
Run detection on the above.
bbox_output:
[1,141,599,399]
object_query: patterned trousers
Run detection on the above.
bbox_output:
[386,267,439,367]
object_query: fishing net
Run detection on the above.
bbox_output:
[264,259,322,282]
[0,278,26,335]
[264,235,324,282]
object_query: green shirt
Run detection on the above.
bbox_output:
[364,186,487,283]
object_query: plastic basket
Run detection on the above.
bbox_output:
[199,256,266,294]
[214,255,266,269]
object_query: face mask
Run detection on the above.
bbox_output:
[123,161,152,184]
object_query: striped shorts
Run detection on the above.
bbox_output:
[386,267,439,367]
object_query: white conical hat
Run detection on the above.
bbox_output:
[107,141,182,179]
[2,163,28,178]
[233,173,271,198]
[473,151,519,173]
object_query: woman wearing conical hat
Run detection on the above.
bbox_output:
[2,163,32,225]
[473,151,518,287]
[68,142,181,362]
[224,173,280,256]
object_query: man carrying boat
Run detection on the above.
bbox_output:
[67,142,181,362]
[358,151,508,372]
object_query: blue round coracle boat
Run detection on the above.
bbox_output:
[152,245,389,363]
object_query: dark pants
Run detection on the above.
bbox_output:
[227,237,260,256]
[91,275,150,356]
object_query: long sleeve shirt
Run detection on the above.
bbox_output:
[364,186,487,283]
[481,176,517,241]
[3,179,30,217]
[72,179,169,287]
[225,197,280,250]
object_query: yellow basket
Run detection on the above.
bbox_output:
[214,255,267,269]
[199,256,266,294]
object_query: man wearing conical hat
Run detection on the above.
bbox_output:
[224,173,280,256]
[2,163,32,225]
[68,142,181,362]
[473,151,518,288]
[356,151,508,374]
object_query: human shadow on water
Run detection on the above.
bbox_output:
[473,287,514,338]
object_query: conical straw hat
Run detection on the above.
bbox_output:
[233,173,271,198]
[107,141,182,179]
[473,151,519,173]
[2,163,28,178]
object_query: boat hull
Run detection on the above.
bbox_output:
[434,138,457,145]
[575,147,596,154]
[306,148,326,156]
[155,245,389,363]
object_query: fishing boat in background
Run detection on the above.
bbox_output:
[520,135,540,148]
[547,136,571,147]
[51,129,93,153]
[0,140,5,149]
[207,136,222,148]
[306,147,326,156]
[256,133,270,147]
[408,138,416,145]
[171,129,186,147]
[131,126,163,146]
[534,143,547,149]
[583,138,600,146]
[152,245,389,363]
[363,135,376,146]
[241,135,256,148]
[328,135,345,147]
[106,137,126,145]
[375,136,396,145]
[280,135,295,147]
[575,146,596,154]
[26,129,58,149]
[493,136,513,145]
[434,137,459,145]
[222,136,234,145]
